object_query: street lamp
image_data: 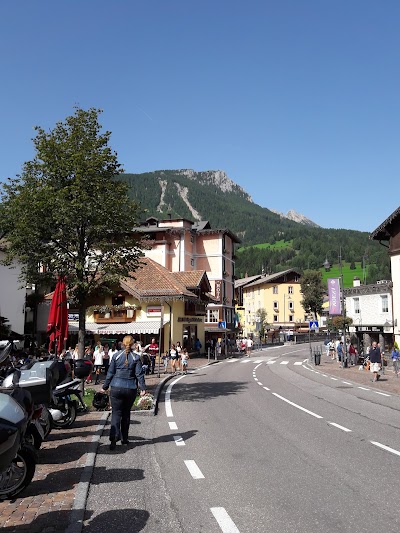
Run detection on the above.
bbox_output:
[324,246,348,368]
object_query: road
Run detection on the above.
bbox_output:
[85,345,400,532]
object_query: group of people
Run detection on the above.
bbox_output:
[325,339,358,365]
[163,342,190,374]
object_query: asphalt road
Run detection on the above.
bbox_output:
[84,345,400,532]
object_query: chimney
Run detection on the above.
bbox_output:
[353,277,360,287]
[245,272,248,278]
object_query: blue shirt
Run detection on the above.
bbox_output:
[103,350,146,391]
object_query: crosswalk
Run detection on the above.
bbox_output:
[227,358,306,366]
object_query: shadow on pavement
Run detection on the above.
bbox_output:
[168,380,248,402]
[22,467,144,496]
[98,429,199,452]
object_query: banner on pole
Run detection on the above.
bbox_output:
[328,278,341,315]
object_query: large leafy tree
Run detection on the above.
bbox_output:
[300,270,325,319]
[0,107,144,355]
[255,308,269,340]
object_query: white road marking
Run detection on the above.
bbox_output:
[342,381,352,385]
[266,361,276,365]
[374,391,391,397]
[168,422,178,430]
[254,363,262,370]
[272,393,323,419]
[227,359,238,363]
[240,360,251,363]
[321,374,327,377]
[293,361,303,365]
[173,436,185,446]
[254,360,263,364]
[211,507,240,533]
[184,460,205,479]
[329,422,352,432]
[371,441,400,457]
[303,358,308,362]
[257,382,263,386]
[331,377,338,381]
[263,386,270,391]
[358,387,370,391]
[254,378,259,381]
[165,375,186,417]
[280,361,289,365]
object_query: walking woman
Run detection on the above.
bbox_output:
[101,335,146,450]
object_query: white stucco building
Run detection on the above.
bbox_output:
[0,250,26,336]
[344,279,393,351]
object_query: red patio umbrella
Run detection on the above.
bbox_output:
[47,276,69,355]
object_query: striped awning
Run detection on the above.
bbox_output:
[98,320,169,335]
[68,321,107,333]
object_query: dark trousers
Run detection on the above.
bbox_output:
[110,387,136,442]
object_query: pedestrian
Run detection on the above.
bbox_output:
[141,350,151,375]
[162,351,169,373]
[103,343,110,375]
[369,341,381,382]
[336,341,344,363]
[93,342,104,385]
[194,338,202,356]
[147,337,158,374]
[391,344,399,377]
[101,335,146,450]
[348,343,357,366]
[176,341,182,372]
[246,336,253,357]
[329,340,336,360]
[85,345,94,383]
[108,342,118,362]
[169,344,179,374]
[72,344,79,360]
[181,348,190,374]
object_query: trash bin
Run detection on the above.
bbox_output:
[314,351,321,365]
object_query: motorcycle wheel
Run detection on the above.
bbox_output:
[0,445,36,500]
[25,428,43,450]
[40,408,52,438]
[52,402,77,429]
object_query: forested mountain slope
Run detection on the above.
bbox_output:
[117,170,390,282]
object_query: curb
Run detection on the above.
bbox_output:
[66,411,109,533]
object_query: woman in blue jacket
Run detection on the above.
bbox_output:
[101,335,146,450]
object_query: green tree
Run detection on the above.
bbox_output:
[0,108,144,356]
[256,308,269,341]
[326,316,353,331]
[300,270,325,319]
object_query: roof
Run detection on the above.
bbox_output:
[370,206,400,241]
[241,269,301,289]
[172,270,211,292]
[120,257,198,301]
[234,275,263,289]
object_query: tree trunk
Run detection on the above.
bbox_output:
[78,305,86,358]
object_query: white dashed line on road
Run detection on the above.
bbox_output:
[263,386,270,391]
[358,387,370,391]
[168,422,178,430]
[266,361,276,365]
[257,382,263,386]
[254,378,259,381]
[184,460,205,479]
[210,507,241,533]
[173,436,185,446]
[371,441,400,457]
[329,422,352,432]
[294,361,303,365]
[165,375,186,417]
[272,393,323,419]
[342,381,352,385]
[331,377,338,381]
[374,391,391,397]
[280,361,289,365]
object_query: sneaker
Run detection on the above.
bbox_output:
[121,440,129,445]
[109,440,116,451]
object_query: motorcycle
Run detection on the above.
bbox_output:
[0,384,37,499]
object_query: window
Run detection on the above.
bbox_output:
[112,293,125,306]
[304,315,308,322]
[288,286,293,294]
[190,258,194,266]
[273,315,278,322]
[289,301,294,310]
[289,315,294,322]
[381,295,389,313]
[294,275,299,282]
[273,301,279,310]
[353,297,360,314]
[206,309,219,323]
[273,286,278,294]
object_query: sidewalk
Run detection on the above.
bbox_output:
[0,355,217,533]
[308,353,400,395]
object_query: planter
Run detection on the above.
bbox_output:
[127,309,134,318]
[104,312,111,319]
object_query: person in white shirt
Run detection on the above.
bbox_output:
[246,337,253,357]
[108,343,119,362]
[93,342,104,385]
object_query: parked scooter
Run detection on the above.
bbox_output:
[0,387,37,499]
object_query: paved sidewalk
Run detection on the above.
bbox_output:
[308,353,400,395]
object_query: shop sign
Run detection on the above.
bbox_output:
[355,326,383,332]
[215,280,223,303]
[68,313,79,321]
[147,305,162,317]
[178,317,203,323]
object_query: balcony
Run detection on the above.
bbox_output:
[92,308,136,323]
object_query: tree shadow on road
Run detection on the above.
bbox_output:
[98,429,199,452]
[163,380,248,402]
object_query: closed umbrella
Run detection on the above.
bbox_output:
[47,276,69,355]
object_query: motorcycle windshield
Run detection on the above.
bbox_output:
[0,393,25,424]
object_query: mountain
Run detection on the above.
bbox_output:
[117,170,390,282]
[269,208,320,228]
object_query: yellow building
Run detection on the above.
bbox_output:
[235,269,307,338]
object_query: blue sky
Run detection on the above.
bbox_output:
[1,1,399,232]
